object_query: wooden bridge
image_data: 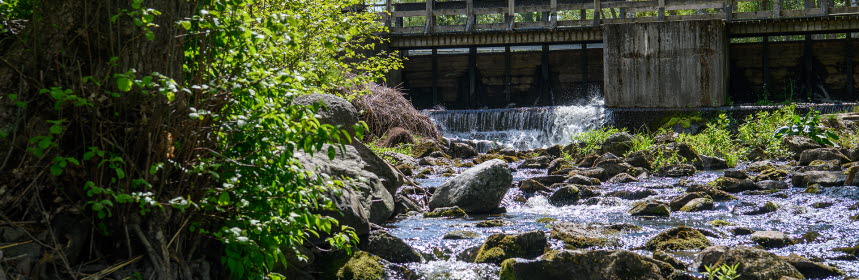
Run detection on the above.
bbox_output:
[367,0,859,108]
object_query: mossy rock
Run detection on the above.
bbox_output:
[412,140,444,158]
[804,184,822,194]
[474,231,547,264]
[336,251,385,280]
[709,220,734,227]
[644,226,711,251]
[833,244,859,256]
[476,219,506,228]
[424,206,467,218]
[536,217,558,224]
[754,169,789,181]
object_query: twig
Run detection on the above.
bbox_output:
[80,255,142,280]
[0,240,32,250]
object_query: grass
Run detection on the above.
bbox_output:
[736,105,796,159]
[677,114,744,167]
[366,141,414,165]
[570,127,626,156]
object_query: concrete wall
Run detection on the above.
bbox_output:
[603,20,727,108]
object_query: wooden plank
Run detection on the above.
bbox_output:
[466,0,475,31]
[508,0,515,31]
[432,48,439,105]
[763,36,770,91]
[773,0,781,18]
[659,0,667,20]
[505,46,512,103]
[594,0,602,26]
[391,10,426,17]
[581,43,588,83]
[542,44,553,105]
[385,0,392,27]
[551,0,558,29]
[468,47,477,107]
[724,0,733,22]
[847,36,855,97]
[473,7,506,14]
[425,0,434,34]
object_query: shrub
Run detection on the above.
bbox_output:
[704,263,741,280]
[625,132,655,156]
[677,114,744,167]
[571,127,625,156]
[737,105,796,158]
[775,111,839,146]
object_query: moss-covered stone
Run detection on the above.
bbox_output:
[709,220,734,227]
[644,226,711,251]
[833,244,859,256]
[754,169,789,181]
[536,217,558,224]
[476,219,506,228]
[804,184,822,194]
[423,206,467,218]
[412,140,444,158]
[474,231,547,264]
[336,251,385,280]
[628,201,670,217]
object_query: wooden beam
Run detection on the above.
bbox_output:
[469,47,477,107]
[508,0,515,31]
[542,44,554,106]
[581,43,588,83]
[773,0,781,18]
[847,35,855,98]
[385,0,392,27]
[432,48,439,105]
[594,0,602,26]
[551,0,558,29]
[763,36,771,93]
[724,0,733,22]
[659,0,666,20]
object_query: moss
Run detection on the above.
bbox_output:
[709,220,734,227]
[536,217,558,224]
[833,244,859,256]
[754,169,788,181]
[412,140,443,158]
[551,232,612,249]
[644,226,711,251]
[804,184,822,194]
[660,113,704,130]
[476,220,506,228]
[336,251,384,280]
[498,258,520,280]
[441,172,454,177]
[423,207,467,218]
[474,234,523,264]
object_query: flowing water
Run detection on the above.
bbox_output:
[384,163,859,280]
[424,96,607,152]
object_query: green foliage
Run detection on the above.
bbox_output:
[625,133,654,156]
[704,263,741,280]
[775,111,840,146]
[737,105,796,158]
[571,127,624,156]
[367,142,414,164]
[677,114,743,167]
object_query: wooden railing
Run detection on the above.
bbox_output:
[366,0,859,34]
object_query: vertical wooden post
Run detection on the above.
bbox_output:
[542,44,554,106]
[619,8,627,19]
[425,0,434,34]
[804,0,812,10]
[505,46,512,104]
[724,0,733,22]
[763,37,771,94]
[580,9,586,22]
[821,0,829,16]
[581,43,588,85]
[385,0,392,27]
[508,0,516,31]
[550,0,558,29]
[847,34,856,98]
[469,47,478,107]
[773,0,781,18]
[593,0,602,26]
[466,0,475,31]
[432,48,439,105]
[658,0,666,20]
[803,37,813,101]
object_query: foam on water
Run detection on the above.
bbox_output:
[425,96,607,152]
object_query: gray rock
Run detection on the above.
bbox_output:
[782,135,822,157]
[366,230,422,263]
[625,150,655,169]
[846,166,859,186]
[565,175,600,185]
[293,93,359,134]
[531,175,567,186]
[518,156,552,169]
[799,148,850,166]
[699,155,728,170]
[757,180,790,190]
[443,230,480,240]
[608,173,638,184]
[629,201,670,217]
[549,222,622,248]
[791,171,846,187]
[724,170,749,179]
[750,231,792,248]
[383,151,418,167]
[653,251,687,270]
[730,227,753,235]
[602,133,635,156]
[499,250,674,280]
[744,201,779,215]
[595,160,635,178]
[781,254,844,279]
[713,177,759,193]
[679,198,714,212]
[428,159,513,213]
[607,188,656,200]
[547,158,571,175]
[670,192,712,210]
[320,187,371,237]
[549,185,581,206]
[474,231,547,264]
[692,245,729,271]
[519,179,550,193]
[656,164,696,177]
[450,143,478,159]
[694,246,804,280]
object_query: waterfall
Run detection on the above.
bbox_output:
[426,96,608,152]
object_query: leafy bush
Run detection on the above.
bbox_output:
[775,111,840,146]
[571,127,625,156]
[677,114,744,167]
[625,132,655,156]
[704,263,741,280]
[737,105,796,158]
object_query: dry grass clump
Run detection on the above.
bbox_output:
[350,82,441,141]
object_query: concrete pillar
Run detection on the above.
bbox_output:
[603,20,728,108]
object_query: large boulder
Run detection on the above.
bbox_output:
[550,222,622,248]
[519,156,552,169]
[449,142,478,159]
[298,143,399,225]
[428,159,512,213]
[602,132,635,156]
[798,148,850,166]
[791,171,846,187]
[656,164,696,177]
[644,226,711,251]
[335,251,386,280]
[670,192,712,210]
[499,250,674,280]
[781,135,822,157]
[781,254,844,279]
[750,231,792,248]
[693,246,804,280]
[629,201,670,217]
[474,231,547,264]
[365,230,422,263]
[678,198,714,212]
[712,177,759,193]
[293,93,359,134]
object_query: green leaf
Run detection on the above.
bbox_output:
[327,146,336,160]
[50,165,63,176]
[38,137,53,149]
[218,192,230,205]
[179,21,191,30]
[116,76,133,92]
[49,125,63,134]
[114,168,126,180]
[145,31,155,41]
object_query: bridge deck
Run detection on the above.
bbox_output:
[372,0,859,48]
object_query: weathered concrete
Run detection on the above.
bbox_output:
[603,20,728,108]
